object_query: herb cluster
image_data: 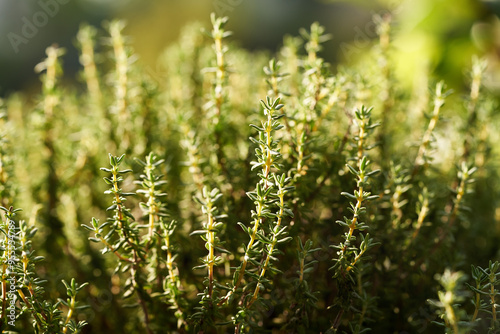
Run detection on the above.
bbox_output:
[0,11,499,334]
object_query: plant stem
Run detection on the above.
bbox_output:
[462,57,485,162]
[207,206,215,299]
[98,236,133,263]
[410,191,430,242]
[339,111,367,259]
[490,270,497,329]
[110,21,128,121]
[222,103,276,304]
[211,14,230,182]
[471,289,480,323]
[165,229,176,286]
[414,165,473,269]
[412,82,446,177]
[444,302,459,334]
[232,201,263,293]
[17,289,44,328]
[110,163,152,333]
[77,24,102,107]
[62,296,75,334]
[247,187,285,308]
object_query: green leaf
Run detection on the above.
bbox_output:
[341,192,357,200]
[346,164,358,175]
[123,210,135,220]
[190,230,207,236]
[249,124,264,132]
[277,236,293,243]
[214,246,231,254]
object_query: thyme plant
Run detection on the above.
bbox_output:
[0,207,87,333]
[1,10,499,334]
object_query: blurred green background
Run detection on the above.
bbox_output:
[2,0,500,96]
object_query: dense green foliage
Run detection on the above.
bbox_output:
[0,11,499,334]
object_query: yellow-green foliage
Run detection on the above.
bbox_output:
[0,12,499,334]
